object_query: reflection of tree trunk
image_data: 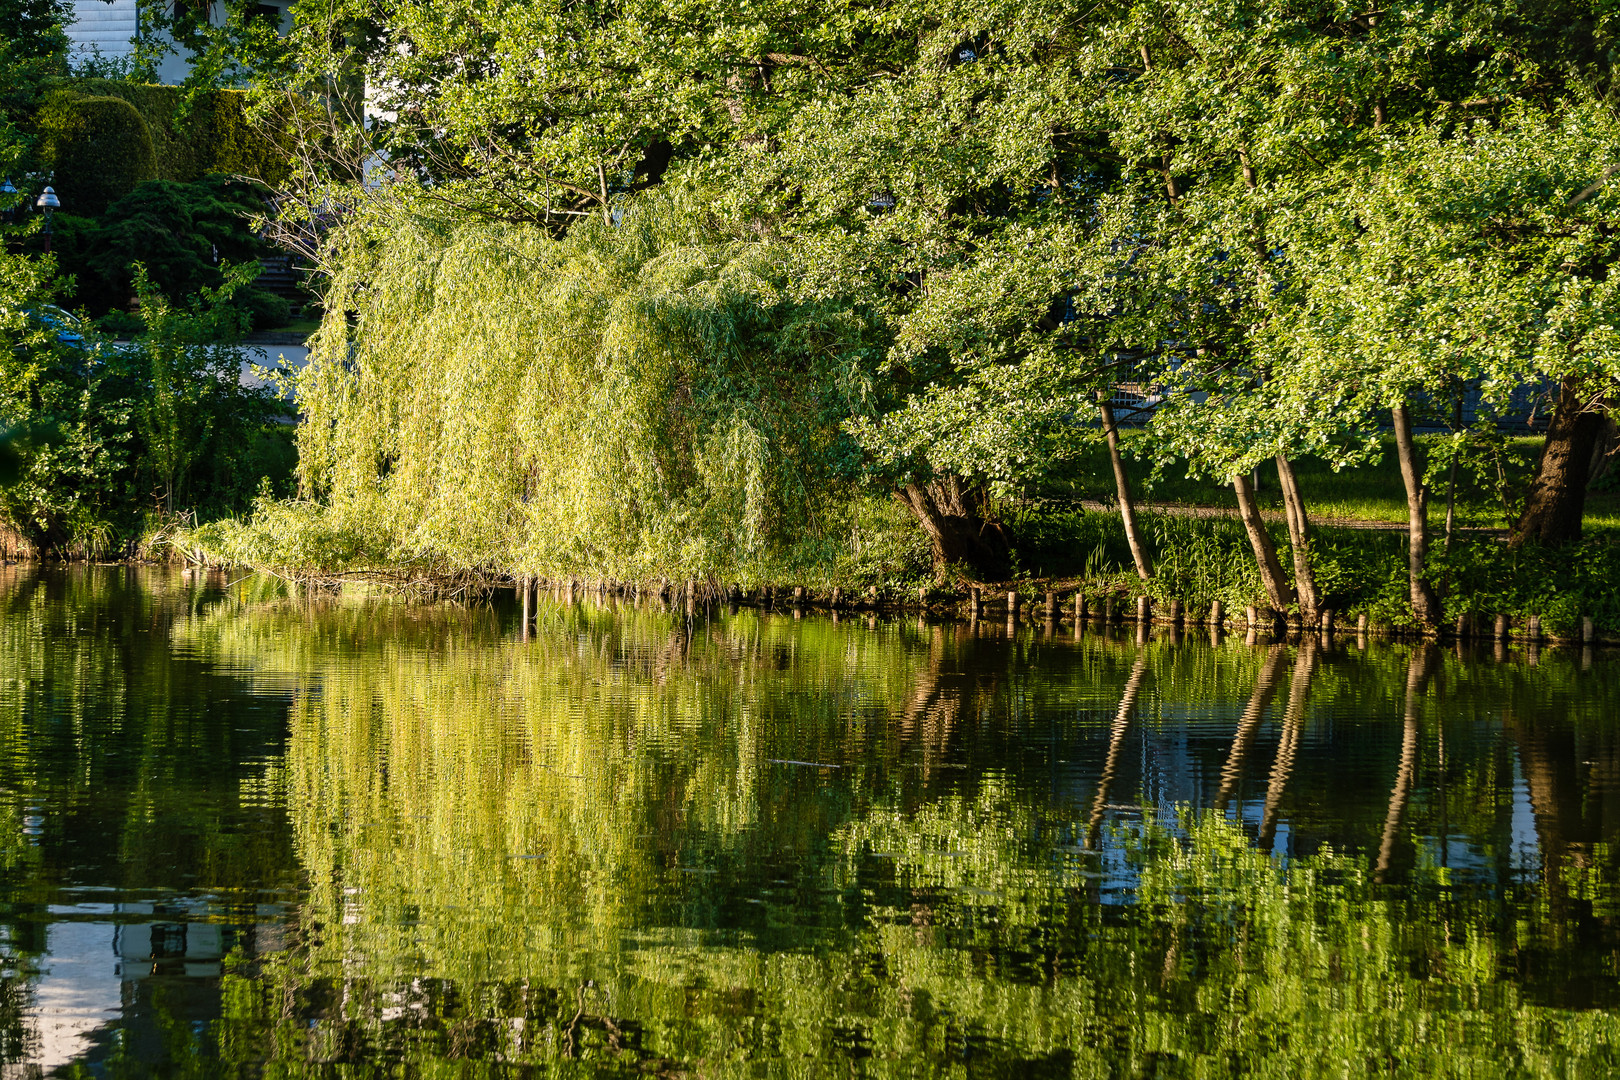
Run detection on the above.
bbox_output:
[897,625,966,780]
[1214,646,1289,811]
[1259,639,1319,849]
[1100,402,1152,580]
[1086,652,1149,847]
[1514,378,1608,547]
[1392,402,1441,630]
[1233,475,1294,613]
[895,476,1010,579]
[1510,714,1585,903]
[1274,455,1319,624]
[1376,646,1435,882]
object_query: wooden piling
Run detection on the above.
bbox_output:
[970,587,982,617]
[1246,605,1258,630]
[1526,615,1541,642]
[1168,598,1183,626]
[1007,590,1020,618]
[1210,600,1223,628]
[1495,613,1509,642]
[1137,595,1150,623]
[1321,609,1333,635]
[1045,591,1058,619]
[1075,594,1087,621]
[1583,616,1595,645]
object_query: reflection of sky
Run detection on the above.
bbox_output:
[9,899,282,1071]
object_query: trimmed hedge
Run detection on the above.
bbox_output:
[36,91,158,214]
[37,78,290,196]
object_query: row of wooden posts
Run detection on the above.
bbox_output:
[514,577,1602,646]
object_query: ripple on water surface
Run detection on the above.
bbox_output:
[0,564,1617,1075]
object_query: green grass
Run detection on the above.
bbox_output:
[1039,433,1611,532]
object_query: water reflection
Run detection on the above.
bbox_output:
[1,566,1618,1075]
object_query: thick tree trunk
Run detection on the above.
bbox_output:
[1514,377,1607,547]
[1587,413,1617,490]
[1232,473,1294,613]
[1391,402,1442,630]
[1100,401,1152,580]
[895,476,1010,579]
[1273,454,1319,624]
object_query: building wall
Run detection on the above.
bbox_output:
[63,0,292,85]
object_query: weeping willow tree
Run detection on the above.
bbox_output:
[216,188,881,585]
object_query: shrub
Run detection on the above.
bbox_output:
[36,90,158,214]
[44,78,291,185]
[238,286,290,330]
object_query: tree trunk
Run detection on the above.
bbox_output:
[1233,473,1294,612]
[1100,401,1152,580]
[895,476,1010,579]
[1514,377,1607,547]
[1587,412,1617,490]
[1392,402,1442,630]
[1273,454,1319,624]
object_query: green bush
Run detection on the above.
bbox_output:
[44,78,290,185]
[238,286,290,330]
[36,90,157,214]
[52,176,271,316]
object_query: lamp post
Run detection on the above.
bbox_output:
[36,186,59,254]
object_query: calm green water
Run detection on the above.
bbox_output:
[2,566,1619,1077]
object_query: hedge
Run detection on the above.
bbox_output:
[36,91,159,215]
[36,78,290,206]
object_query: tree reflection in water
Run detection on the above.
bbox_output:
[0,566,1617,1076]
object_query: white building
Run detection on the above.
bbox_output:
[63,0,293,84]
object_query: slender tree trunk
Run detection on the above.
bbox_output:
[1100,401,1152,580]
[1392,402,1442,630]
[895,476,1011,580]
[1233,473,1294,612]
[1514,377,1607,547]
[1273,455,1319,624]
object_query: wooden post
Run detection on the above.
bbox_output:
[1246,605,1258,630]
[1104,595,1117,623]
[1169,598,1183,626]
[1045,591,1058,619]
[1495,613,1509,642]
[1137,595,1150,623]
[793,586,805,605]
[1210,600,1223,628]
[970,587,982,617]
[1526,615,1542,642]
[1007,590,1020,618]
[1075,594,1087,621]
[520,575,531,641]
[1321,609,1333,635]
[1454,613,1470,639]
[1583,616,1595,645]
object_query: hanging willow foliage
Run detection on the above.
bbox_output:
[221,190,884,584]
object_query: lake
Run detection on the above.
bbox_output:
[1,565,1617,1077]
